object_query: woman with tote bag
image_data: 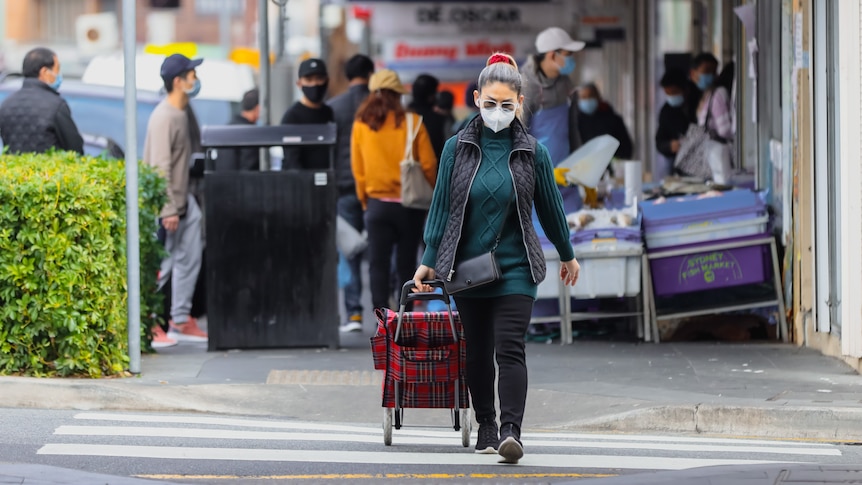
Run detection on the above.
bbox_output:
[351,69,437,312]
[676,62,735,183]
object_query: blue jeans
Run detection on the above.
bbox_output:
[338,192,364,317]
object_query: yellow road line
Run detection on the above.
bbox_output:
[137,472,617,480]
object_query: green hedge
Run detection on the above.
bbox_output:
[0,151,166,377]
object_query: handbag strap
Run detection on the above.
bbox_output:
[701,90,717,130]
[403,113,422,160]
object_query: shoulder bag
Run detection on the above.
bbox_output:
[400,113,434,210]
[674,92,719,180]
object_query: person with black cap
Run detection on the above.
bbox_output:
[143,53,208,348]
[327,54,374,332]
[280,58,334,170]
[217,88,261,171]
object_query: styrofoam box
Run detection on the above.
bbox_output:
[644,216,769,249]
[571,240,643,299]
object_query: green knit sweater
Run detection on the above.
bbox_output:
[421,125,575,299]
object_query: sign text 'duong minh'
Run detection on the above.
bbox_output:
[392,40,518,61]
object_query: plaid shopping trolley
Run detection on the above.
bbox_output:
[371,280,471,446]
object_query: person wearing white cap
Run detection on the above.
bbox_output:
[520,27,585,167]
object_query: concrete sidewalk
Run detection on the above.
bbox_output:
[0,463,178,485]
[1,323,862,440]
[569,464,862,484]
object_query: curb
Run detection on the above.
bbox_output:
[4,376,862,440]
[564,404,862,441]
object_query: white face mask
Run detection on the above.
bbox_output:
[479,107,516,133]
[477,99,517,133]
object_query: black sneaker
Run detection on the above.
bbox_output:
[498,423,523,464]
[474,421,499,454]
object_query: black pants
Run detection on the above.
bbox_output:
[364,198,426,310]
[453,294,534,429]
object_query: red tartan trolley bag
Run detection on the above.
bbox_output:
[370,280,471,446]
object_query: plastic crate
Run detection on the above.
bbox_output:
[571,239,643,299]
[648,235,772,296]
[641,190,768,250]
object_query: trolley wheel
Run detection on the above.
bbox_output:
[383,408,393,446]
[460,408,472,448]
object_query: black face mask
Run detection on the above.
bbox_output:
[302,83,328,104]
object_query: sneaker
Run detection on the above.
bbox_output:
[151,325,177,349]
[168,317,208,342]
[474,421,499,454]
[498,423,524,464]
[340,314,363,333]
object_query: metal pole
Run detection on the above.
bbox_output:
[123,0,141,374]
[319,3,329,65]
[219,6,231,58]
[258,0,271,170]
[275,2,287,61]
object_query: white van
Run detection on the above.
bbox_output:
[81,53,257,125]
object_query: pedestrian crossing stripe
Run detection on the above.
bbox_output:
[32,412,844,472]
[36,444,804,470]
[52,425,841,456]
[137,473,617,480]
[68,412,837,446]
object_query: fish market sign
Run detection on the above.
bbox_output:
[678,251,743,285]
[417,6,522,27]
[370,2,571,36]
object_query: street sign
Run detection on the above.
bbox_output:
[195,0,243,16]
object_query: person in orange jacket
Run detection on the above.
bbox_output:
[351,69,437,311]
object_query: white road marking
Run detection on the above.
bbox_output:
[69,413,834,447]
[36,444,804,470]
[53,426,842,456]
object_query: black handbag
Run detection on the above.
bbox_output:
[444,194,512,295]
[445,251,501,295]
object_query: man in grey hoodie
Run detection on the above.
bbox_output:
[520,27,585,166]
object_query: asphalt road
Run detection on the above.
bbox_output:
[1,408,860,484]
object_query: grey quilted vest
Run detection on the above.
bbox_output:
[435,115,547,285]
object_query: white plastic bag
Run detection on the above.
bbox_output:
[705,139,733,185]
[336,215,367,259]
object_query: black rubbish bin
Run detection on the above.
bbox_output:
[201,123,339,350]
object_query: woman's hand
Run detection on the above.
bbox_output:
[412,265,436,293]
[560,258,580,286]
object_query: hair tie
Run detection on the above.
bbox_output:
[488,54,513,66]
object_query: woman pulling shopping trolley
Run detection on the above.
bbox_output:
[413,53,580,464]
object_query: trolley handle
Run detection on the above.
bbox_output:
[394,279,458,345]
[400,279,450,305]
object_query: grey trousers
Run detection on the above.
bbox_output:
[157,195,203,324]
